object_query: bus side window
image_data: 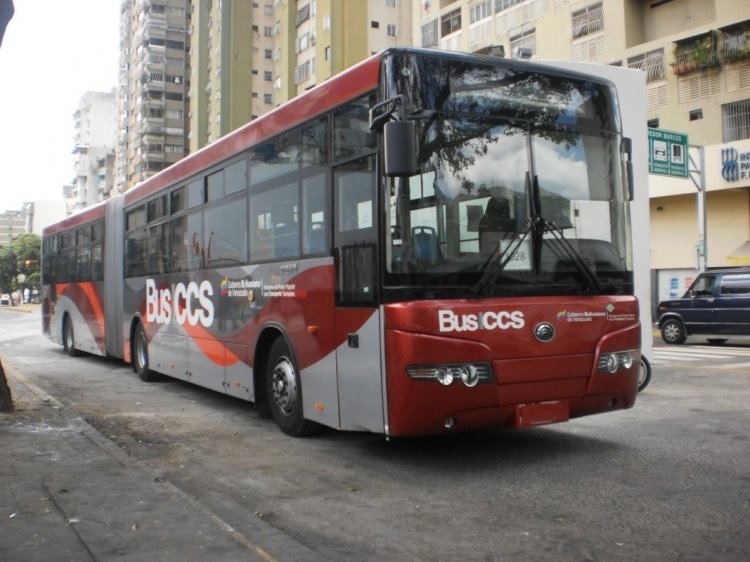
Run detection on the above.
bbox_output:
[302,173,328,255]
[250,182,300,261]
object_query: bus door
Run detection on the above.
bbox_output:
[333,155,385,433]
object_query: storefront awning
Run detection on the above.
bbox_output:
[727,241,750,266]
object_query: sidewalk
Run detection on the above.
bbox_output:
[0,365,307,562]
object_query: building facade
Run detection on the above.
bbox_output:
[189,0,276,151]
[413,0,750,302]
[116,0,191,192]
[70,91,117,212]
[0,210,25,248]
[274,0,413,105]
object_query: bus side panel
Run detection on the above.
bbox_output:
[335,309,384,433]
[55,282,107,357]
[104,197,125,358]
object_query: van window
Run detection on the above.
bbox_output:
[720,274,750,295]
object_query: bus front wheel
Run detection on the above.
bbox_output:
[133,323,159,382]
[63,316,78,357]
[265,338,319,437]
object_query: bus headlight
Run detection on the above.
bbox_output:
[406,362,493,387]
[597,350,639,374]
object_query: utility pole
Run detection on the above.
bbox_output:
[688,145,707,272]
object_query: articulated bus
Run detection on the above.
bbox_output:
[42,48,640,437]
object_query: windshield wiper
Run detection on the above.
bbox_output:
[470,219,531,297]
[539,218,603,294]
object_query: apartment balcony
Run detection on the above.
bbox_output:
[571,4,603,40]
[628,49,666,83]
[720,21,750,64]
[671,32,719,75]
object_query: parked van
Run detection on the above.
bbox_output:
[657,269,750,344]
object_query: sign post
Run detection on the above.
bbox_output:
[648,128,688,178]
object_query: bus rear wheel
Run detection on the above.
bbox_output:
[63,316,78,357]
[133,323,159,382]
[265,338,319,437]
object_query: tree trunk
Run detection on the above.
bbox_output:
[0,359,14,412]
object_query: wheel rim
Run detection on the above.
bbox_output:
[663,322,680,342]
[136,330,147,370]
[270,356,297,416]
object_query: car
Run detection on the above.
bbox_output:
[657,269,750,345]
[0,294,10,307]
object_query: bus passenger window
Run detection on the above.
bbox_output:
[333,95,376,161]
[250,183,299,261]
[204,199,248,266]
[170,211,203,272]
[303,173,328,255]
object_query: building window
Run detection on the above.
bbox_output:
[264,4,273,15]
[325,46,331,60]
[471,0,492,24]
[441,9,461,37]
[510,25,535,57]
[572,3,603,39]
[689,109,703,121]
[496,0,522,12]
[387,24,396,37]
[371,21,380,29]
[295,60,312,83]
[264,93,273,104]
[722,99,750,142]
[264,49,273,59]
[264,71,273,81]
[422,19,438,47]
[264,26,273,36]
[647,118,659,128]
[296,3,310,26]
[386,0,396,6]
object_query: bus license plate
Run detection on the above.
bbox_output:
[515,400,569,428]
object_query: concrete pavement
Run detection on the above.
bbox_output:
[0,362,321,562]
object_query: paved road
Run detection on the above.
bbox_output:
[2,308,749,561]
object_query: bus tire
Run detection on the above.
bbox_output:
[63,316,78,357]
[265,338,319,437]
[638,356,651,393]
[133,323,159,382]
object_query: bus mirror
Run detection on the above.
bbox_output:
[384,120,419,177]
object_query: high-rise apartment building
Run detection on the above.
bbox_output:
[116,0,190,192]
[0,210,25,248]
[274,0,413,104]
[413,0,750,297]
[189,0,276,152]
[70,91,117,211]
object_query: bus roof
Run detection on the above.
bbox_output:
[42,199,106,237]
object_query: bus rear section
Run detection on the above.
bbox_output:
[382,297,639,437]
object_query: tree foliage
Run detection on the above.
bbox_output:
[0,233,41,295]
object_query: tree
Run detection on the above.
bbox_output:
[0,233,41,297]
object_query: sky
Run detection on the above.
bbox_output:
[0,1,119,213]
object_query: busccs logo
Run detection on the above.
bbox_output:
[721,148,739,182]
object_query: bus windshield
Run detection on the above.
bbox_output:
[382,52,632,298]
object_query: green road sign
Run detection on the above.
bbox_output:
[648,128,688,178]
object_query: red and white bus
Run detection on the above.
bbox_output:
[42,48,640,437]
